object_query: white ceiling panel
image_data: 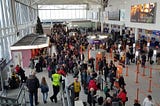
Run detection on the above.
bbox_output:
[31,0,102,5]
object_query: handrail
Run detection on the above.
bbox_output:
[0,103,21,105]
[0,90,7,97]
[0,96,17,101]
[0,83,26,106]
[16,83,25,100]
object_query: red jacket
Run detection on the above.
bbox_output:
[117,91,127,102]
[88,79,98,91]
[57,69,66,77]
[15,66,20,73]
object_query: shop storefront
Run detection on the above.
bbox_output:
[10,34,49,68]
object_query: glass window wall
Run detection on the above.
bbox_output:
[38,4,87,20]
[0,0,37,61]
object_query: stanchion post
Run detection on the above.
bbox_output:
[142,67,145,76]
[149,68,152,78]
[136,88,139,101]
[137,64,139,73]
[126,65,128,76]
[148,79,152,93]
[135,70,139,83]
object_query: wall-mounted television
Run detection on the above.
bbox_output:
[108,10,120,21]
[130,3,156,23]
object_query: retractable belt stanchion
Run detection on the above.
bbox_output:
[136,88,139,101]
[142,67,145,76]
[126,65,128,76]
[135,64,139,83]
[148,79,152,93]
[149,68,152,78]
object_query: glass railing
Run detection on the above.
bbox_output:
[0,83,27,106]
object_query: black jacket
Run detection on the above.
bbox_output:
[26,75,40,92]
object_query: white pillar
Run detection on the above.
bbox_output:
[11,0,18,37]
[135,28,138,41]
[109,24,111,33]
[95,22,98,31]
[120,25,123,36]
[101,8,104,33]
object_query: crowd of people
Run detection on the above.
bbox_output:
[9,24,156,106]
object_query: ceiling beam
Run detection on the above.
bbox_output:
[31,0,45,5]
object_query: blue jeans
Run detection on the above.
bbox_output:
[29,91,38,106]
[42,92,48,102]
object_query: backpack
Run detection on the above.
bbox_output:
[103,86,110,94]
[41,84,49,93]
[98,96,103,105]
[27,77,39,92]
[150,60,154,65]
[88,79,97,91]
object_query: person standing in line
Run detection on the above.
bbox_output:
[87,76,98,106]
[40,77,49,104]
[143,95,155,106]
[117,87,127,106]
[26,71,40,106]
[50,72,62,103]
[118,75,126,88]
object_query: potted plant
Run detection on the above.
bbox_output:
[36,16,44,34]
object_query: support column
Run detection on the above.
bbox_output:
[11,0,18,39]
[100,1,104,33]
[135,28,139,41]
[0,39,4,59]
[95,22,98,31]
[120,25,123,36]
[109,24,111,33]
[100,9,104,33]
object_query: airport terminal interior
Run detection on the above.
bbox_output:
[0,0,160,106]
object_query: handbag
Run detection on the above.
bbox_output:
[126,97,128,102]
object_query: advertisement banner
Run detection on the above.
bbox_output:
[130,3,156,23]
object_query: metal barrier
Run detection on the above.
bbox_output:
[60,79,74,106]
[0,83,27,106]
[65,85,72,106]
